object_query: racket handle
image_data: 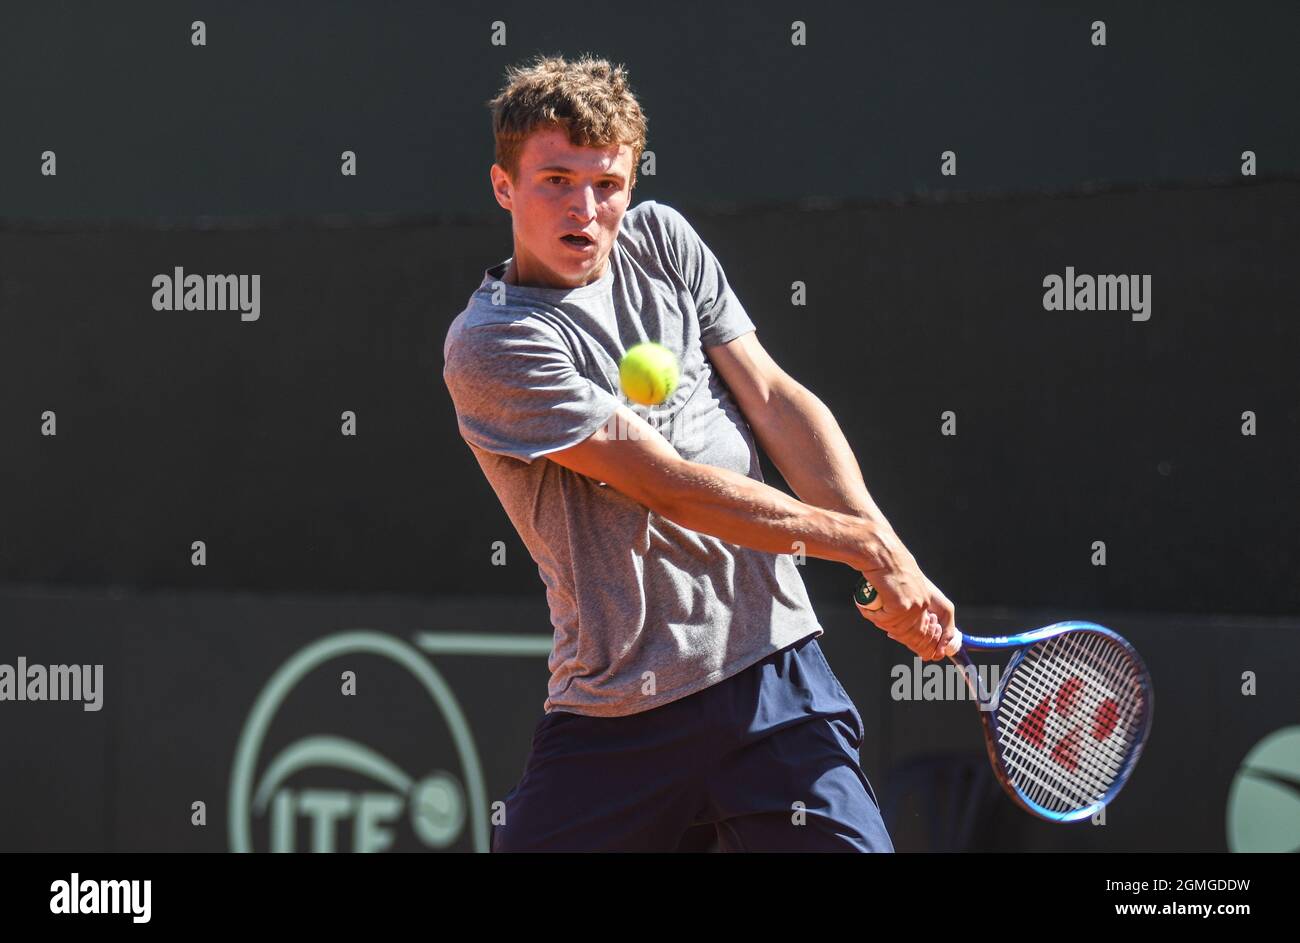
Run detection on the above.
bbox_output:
[854,576,963,656]
[853,576,884,612]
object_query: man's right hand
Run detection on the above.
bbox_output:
[857,533,958,662]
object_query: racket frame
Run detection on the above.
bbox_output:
[954,622,1154,822]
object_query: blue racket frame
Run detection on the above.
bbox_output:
[952,622,1154,822]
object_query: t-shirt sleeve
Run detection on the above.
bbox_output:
[656,203,756,349]
[443,316,622,464]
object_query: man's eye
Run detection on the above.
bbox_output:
[547,176,566,184]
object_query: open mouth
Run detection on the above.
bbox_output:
[560,233,596,249]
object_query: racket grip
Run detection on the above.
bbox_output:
[854,576,964,656]
[853,576,884,613]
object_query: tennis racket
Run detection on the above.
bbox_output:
[854,576,1153,822]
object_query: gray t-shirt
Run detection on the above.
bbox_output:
[442,200,822,717]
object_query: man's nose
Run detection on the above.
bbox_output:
[568,186,597,219]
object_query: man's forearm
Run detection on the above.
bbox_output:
[653,459,901,572]
[747,378,893,528]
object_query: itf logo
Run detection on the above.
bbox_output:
[1227,726,1300,852]
[229,630,540,852]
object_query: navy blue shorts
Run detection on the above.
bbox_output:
[492,634,894,852]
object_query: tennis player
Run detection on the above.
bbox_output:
[442,54,958,852]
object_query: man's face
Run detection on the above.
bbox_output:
[490,126,634,289]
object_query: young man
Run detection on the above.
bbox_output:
[443,54,958,852]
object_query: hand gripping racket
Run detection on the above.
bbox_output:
[854,577,1153,822]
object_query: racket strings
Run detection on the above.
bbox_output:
[998,633,1143,810]
[1001,634,1133,786]
[993,631,1147,814]
[999,633,1139,809]
[997,653,1126,810]
[996,642,1128,808]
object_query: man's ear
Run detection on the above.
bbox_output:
[490,164,514,211]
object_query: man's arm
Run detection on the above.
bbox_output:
[705,331,958,660]
[704,331,889,526]
[543,404,903,574]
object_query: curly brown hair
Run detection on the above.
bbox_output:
[486,53,649,189]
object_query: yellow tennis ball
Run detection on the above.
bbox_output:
[619,342,679,406]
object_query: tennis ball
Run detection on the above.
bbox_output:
[619,342,679,406]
